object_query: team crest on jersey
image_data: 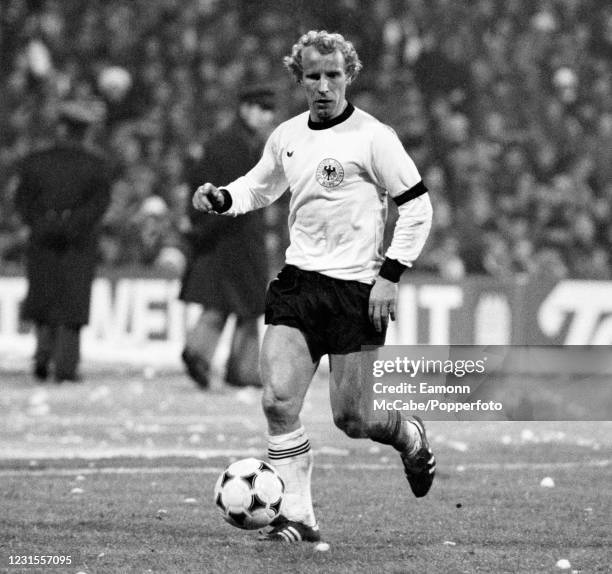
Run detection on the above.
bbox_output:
[316,158,344,188]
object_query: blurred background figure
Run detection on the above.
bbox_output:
[179,85,277,389]
[13,100,112,383]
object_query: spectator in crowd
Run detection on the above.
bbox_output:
[119,195,184,271]
[179,85,277,389]
[13,100,112,382]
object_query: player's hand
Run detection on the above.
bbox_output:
[369,277,398,333]
[192,182,225,213]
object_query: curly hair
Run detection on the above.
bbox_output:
[283,30,363,84]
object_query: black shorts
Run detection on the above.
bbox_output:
[264,265,386,362]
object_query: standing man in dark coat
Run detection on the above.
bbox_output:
[180,86,277,388]
[14,100,112,382]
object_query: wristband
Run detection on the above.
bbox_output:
[212,188,233,213]
[378,257,407,283]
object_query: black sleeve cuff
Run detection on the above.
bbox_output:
[213,188,233,213]
[378,258,408,283]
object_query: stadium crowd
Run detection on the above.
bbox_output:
[1,0,611,279]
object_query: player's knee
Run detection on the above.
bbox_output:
[333,411,367,439]
[262,389,297,425]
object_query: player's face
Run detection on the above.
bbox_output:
[301,46,349,122]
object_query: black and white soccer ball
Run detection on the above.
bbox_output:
[213,458,284,530]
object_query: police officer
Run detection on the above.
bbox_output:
[14,100,112,382]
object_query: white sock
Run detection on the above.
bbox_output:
[267,426,316,527]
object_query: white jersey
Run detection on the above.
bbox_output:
[223,104,432,283]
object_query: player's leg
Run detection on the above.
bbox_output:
[261,324,317,433]
[329,350,436,497]
[259,324,320,540]
[182,307,226,388]
[329,349,407,442]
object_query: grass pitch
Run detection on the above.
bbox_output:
[0,368,610,573]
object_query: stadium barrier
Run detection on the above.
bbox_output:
[1,270,611,370]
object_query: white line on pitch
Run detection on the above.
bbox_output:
[0,459,608,478]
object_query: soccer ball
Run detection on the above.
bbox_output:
[214,458,284,530]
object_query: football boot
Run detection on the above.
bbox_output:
[400,416,436,497]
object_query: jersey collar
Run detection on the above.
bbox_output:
[308,102,355,130]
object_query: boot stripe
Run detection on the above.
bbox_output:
[287,526,302,541]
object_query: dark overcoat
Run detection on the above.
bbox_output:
[180,118,269,318]
[15,142,112,326]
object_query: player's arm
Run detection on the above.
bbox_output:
[368,126,433,332]
[369,190,432,332]
[382,186,433,279]
[192,127,288,216]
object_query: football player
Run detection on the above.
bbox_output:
[194,30,435,542]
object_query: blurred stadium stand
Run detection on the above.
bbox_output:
[1,0,611,279]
